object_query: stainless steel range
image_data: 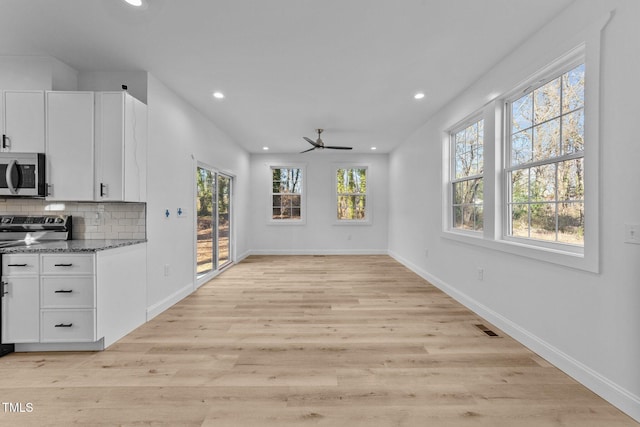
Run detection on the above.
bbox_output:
[0,215,72,248]
[0,214,72,357]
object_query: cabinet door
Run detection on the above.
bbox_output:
[123,94,147,202]
[1,276,40,343]
[2,91,46,153]
[95,92,147,202]
[46,91,94,201]
[95,92,124,201]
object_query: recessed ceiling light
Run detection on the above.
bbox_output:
[414,92,425,100]
[371,147,377,151]
[124,0,143,6]
[262,146,269,151]
[212,91,225,99]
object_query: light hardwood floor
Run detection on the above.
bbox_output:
[0,255,637,426]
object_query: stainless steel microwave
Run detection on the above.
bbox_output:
[0,153,46,197]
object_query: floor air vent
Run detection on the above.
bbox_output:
[475,324,499,337]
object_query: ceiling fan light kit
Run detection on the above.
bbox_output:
[301,129,353,153]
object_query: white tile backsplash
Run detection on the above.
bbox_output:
[0,199,146,240]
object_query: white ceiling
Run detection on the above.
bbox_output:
[0,0,575,153]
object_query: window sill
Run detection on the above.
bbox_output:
[441,230,598,273]
[333,220,372,226]
[267,219,307,226]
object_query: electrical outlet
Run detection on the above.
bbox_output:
[625,223,640,245]
[477,268,484,281]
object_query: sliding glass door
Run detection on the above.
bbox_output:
[216,173,232,269]
[196,165,233,280]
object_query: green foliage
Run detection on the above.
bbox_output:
[337,168,367,220]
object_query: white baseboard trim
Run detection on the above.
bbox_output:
[388,250,640,424]
[15,339,105,352]
[236,250,251,262]
[146,282,194,321]
[248,249,389,256]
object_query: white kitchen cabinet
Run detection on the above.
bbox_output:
[96,243,147,347]
[1,254,40,343]
[39,253,96,343]
[45,91,94,201]
[4,243,147,351]
[1,90,46,153]
[95,92,147,202]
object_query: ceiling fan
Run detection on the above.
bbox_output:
[301,129,353,153]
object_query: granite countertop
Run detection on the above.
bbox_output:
[0,239,146,254]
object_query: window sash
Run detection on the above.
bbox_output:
[270,166,304,222]
[504,61,585,247]
[450,118,484,232]
[336,167,368,221]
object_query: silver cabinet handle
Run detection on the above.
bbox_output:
[1,281,7,297]
[54,263,73,267]
[54,290,73,293]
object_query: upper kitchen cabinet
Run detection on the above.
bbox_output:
[1,91,46,153]
[94,92,147,202]
[45,91,95,201]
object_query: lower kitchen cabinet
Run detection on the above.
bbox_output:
[1,254,40,343]
[40,309,96,343]
[1,276,40,343]
[1,243,146,351]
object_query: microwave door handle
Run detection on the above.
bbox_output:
[6,159,18,195]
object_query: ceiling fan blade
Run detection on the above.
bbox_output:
[300,147,316,153]
[324,146,353,150]
[303,137,319,147]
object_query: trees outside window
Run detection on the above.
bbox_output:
[336,167,367,221]
[271,167,303,221]
[451,119,484,232]
[506,63,585,245]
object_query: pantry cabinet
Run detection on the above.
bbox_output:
[94,92,147,202]
[1,90,46,153]
[45,91,94,201]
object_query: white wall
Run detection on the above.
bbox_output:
[78,70,147,104]
[250,152,388,254]
[388,0,640,422]
[145,73,250,318]
[0,56,77,90]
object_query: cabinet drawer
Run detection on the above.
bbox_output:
[41,276,95,308]
[41,309,96,342]
[2,254,39,275]
[41,254,94,275]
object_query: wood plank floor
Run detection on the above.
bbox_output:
[0,255,637,426]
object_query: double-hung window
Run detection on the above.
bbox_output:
[506,62,585,246]
[451,119,484,232]
[336,167,368,222]
[270,166,304,222]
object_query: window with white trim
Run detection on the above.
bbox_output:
[506,62,585,246]
[336,167,367,221]
[270,166,304,222]
[451,118,484,232]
